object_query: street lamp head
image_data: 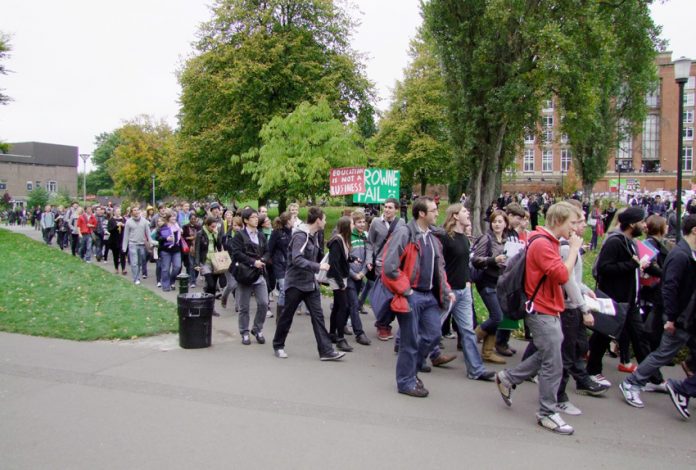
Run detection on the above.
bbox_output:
[674,56,691,83]
[79,153,90,163]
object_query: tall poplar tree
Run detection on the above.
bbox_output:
[174,0,372,199]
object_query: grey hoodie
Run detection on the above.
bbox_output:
[284,224,322,292]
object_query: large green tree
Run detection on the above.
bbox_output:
[106,116,174,201]
[423,0,553,233]
[372,33,454,195]
[554,2,660,196]
[174,0,372,199]
[87,131,119,194]
[243,99,365,210]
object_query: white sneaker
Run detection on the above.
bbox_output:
[275,349,288,359]
[266,310,273,318]
[537,413,574,435]
[619,381,644,408]
[135,280,141,285]
[556,401,582,416]
[644,382,668,393]
[157,282,161,288]
[591,374,612,387]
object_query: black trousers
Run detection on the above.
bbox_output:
[587,304,651,376]
[329,288,349,340]
[273,286,333,357]
[557,308,591,402]
[70,234,79,256]
[203,272,221,296]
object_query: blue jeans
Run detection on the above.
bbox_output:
[160,251,181,290]
[347,278,365,336]
[450,286,486,379]
[276,278,286,306]
[128,244,147,282]
[478,285,504,335]
[79,235,92,261]
[626,327,696,387]
[358,278,374,310]
[395,290,441,392]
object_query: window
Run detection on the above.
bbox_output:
[617,135,633,160]
[0,181,6,190]
[543,98,554,111]
[560,133,569,144]
[35,180,41,189]
[48,181,57,193]
[26,181,33,191]
[524,133,535,144]
[687,76,695,90]
[685,110,694,124]
[685,92,695,107]
[645,87,660,107]
[641,115,660,161]
[542,149,553,172]
[523,149,534,172]
[561,149,572,172]
[543,129,553,143]
[684,146,693,172]
[543,115,554,128]
[684,127,694,141]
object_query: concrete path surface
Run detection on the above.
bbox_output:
[1,225,695,469]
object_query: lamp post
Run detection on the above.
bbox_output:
[617,160,621,202]
[79,153,90,205]
[151,174,156,207]
[674,56,691,241]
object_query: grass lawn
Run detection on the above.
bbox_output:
[0,229,177,340]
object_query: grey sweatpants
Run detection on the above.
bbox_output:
[504,313,564,416]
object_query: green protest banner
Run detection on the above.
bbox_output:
[352,169,400,204]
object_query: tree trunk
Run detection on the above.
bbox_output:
[420,176,427,197]
[278,195,287,215]
[582,181,594,200]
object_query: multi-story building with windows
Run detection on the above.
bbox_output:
[0,142,78,205]
[505,52,695,194]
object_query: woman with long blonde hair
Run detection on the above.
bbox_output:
[435,203,495,381]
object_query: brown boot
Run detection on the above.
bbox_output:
[475,326,487,343]
[482,335,506,364]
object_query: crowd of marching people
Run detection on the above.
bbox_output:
[5,189,696,435]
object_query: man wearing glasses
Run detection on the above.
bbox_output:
[382,197,454,397]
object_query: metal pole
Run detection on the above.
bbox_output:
[152,174,156,207]
[676,79,686,241]
[79,153,89,206]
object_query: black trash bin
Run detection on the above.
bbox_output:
[177,293,214,349]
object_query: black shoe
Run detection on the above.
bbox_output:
[394,344,399,353]
[419,364,432,373]
[320,351,346,361]
[242,334,251,345]
[576,378,610,396]
[496,345,516,357]
[355,334,371,346]
[475,371,496,382]
[252,330,266,344]
[399,386,429,398]
[416,376,424,389]
[336,339,354,352]
[329,333,338,344]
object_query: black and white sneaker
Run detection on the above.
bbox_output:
[666,379,691,419]
[495,371,514,406]
[320,351,346,362]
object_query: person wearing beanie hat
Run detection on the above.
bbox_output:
[617,206,645,226]
[587,204,655,385]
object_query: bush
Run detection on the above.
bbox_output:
[26,187,49,210]
[48,187,72,208]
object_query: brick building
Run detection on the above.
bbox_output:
[505,52,695,194]
[0,142,78,206]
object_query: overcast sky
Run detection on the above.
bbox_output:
[1,0,694,170]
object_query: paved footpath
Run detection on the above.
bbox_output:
[1,225,695,469]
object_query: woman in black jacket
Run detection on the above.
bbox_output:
[230,208,270,345]
[641,215,671,351]
[107,208,127,275]
[194,216,223,300]
[268,212,293,318]
[327,216,355,352]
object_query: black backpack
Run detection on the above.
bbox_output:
[496,234,546,320]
